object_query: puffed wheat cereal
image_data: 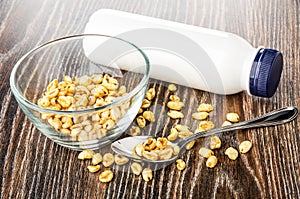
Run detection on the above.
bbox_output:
[222,121,232,127]
[92,153,103,165]
[197,103,213,112]
[142,151,159,161]
[102,153,115,167]
[130,126,141,136]
[185,140,195,150]
[178,130,193,139]
[156,137,168,149]
[192,111,209,120]
[167,110,184,119]
[87,165,101,173]
[138,108,144,114]
[225,147,239,160]
[142,168,153,182]
[141,99,151,109]
[199,148,214,158]
[131,162,143,175]
[167,127,179,141]
[143,111,155,122]
[176,159,186,170]
[114,154,129,165]
[210,136,221,149]
[226,113,239,123]
[167,101,184,111]
[133,137,179,161]
[145,88,156,101]
[78,150,95,160]
[239,140,252,154]
[168,83,177,91]
[143,138,157,151]
[136,115,146,128]
[99,170,114,182]
[174,124,190,132]
[169,95,180,102]
[198,121,215,131]
[173,145,180,156]
[206,156,218,168]
[158,146,174,160]
[37,74,129,142]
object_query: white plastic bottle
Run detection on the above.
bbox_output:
[84,9,283,98]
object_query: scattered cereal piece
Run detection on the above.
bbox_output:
[102,153,115,167]
[197,103,213,112]
[138,108,144,114]
[78,150,95,160]
[99,170,114,182]
[143,111,156,122]
[210,136,221,149]
[239,140,252,154]
[226,113,239,123]
[146,88,156,101]
[114,154,129,165]
[87,165,101,173]
[185,140,196,150]
[199,148,214,158]
[174,124,190,132]
[168,83,177,91]
[130,126,141,136]
[167,128,179,141]
[169,95,180,102]
[178,130,193,139]
[167,101,184,111]
[198,121,215,131]
[206,156,218,168]
[136,115,146,128]
[141,99,151,109]
[222,121,232,127]
[92,153,103,165]
[176,159,186,170]
[225,147,239,160]
[167,110,184,119]
[142,168,153,182]
[131,162,143,175]
[192,112,209,120]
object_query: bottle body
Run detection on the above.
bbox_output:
[84,9,283,97]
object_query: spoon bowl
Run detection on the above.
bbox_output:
[111,106,298,164]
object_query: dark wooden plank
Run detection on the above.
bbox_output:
[0,0,299,198]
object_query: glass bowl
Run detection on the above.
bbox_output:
[10,34,150,150]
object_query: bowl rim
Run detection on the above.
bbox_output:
[9,34,150,114]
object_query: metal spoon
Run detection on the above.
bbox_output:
[111,106,298,164]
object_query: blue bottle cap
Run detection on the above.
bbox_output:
[249,48,283,98]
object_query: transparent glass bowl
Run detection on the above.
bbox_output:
[10,34,150,150]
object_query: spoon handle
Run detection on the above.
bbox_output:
[180,106,298,146]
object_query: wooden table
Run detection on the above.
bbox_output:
[1,0,299,198]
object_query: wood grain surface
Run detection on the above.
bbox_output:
[1,0,300,198]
